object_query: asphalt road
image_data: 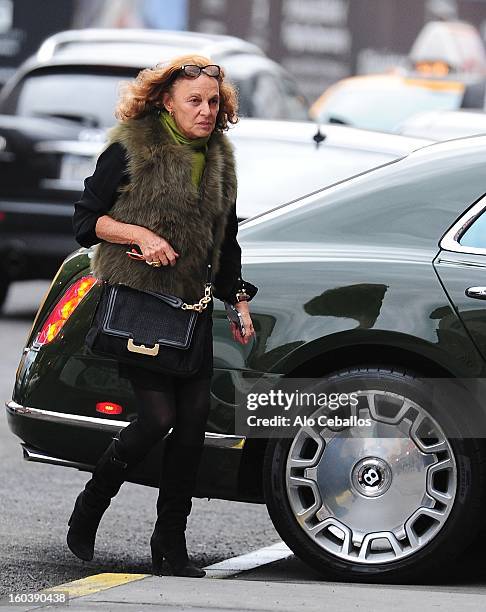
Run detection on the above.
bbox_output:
[0,281,280,599]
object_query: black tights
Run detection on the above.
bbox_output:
[117,376,211,464]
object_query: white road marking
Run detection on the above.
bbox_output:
[204,541,293,578]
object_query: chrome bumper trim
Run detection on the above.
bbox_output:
[21,444,93,471]
[6,401,246,449]
[6,400,126,431]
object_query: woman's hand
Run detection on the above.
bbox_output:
[135,228,179,267]
[230,301,255,345]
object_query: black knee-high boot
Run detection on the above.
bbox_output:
[150,438,206,577]
[67,435,133,561]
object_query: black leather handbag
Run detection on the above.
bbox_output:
[85,277,212,378]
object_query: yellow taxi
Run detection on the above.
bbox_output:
[310,20,486,132]
[309,72,471,132]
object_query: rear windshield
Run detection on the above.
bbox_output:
[1,68,139,128]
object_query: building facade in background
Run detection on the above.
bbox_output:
[189,0,486,100]
[3,0,486,101]
[0,0,75,84]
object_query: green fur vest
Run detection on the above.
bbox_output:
[90,110,237,302]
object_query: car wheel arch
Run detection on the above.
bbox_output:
[280,340,458,380]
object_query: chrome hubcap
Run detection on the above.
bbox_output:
[285,390,457,564]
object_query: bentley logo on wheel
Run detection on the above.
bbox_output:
[352,457,392,498]
[361,466,381,487]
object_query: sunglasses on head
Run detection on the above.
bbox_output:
[179,64,221,78]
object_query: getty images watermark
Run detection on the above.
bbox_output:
[235,379,373,438]
[246,389,368,427]
[235,378,486,439]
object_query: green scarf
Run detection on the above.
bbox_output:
[159,109,209,189]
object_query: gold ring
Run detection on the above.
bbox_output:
[147,260,162,267]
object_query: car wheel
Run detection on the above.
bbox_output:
[263,367,486,582]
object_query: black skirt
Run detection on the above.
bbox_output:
[118,303,214,390]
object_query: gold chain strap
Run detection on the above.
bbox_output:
[181,283,212,313]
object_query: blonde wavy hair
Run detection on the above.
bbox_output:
[115,54,238,131]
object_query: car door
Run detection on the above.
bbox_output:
[434,196,486,360]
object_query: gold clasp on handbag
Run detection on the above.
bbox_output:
[127,338,160,356]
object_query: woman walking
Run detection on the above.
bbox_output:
[68,55,257,578]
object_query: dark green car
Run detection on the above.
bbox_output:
[7,135,486,582]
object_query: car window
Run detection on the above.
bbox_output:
[459,207,486,249]
[2,69,139,127]
[232,138,394,219]
[242,143,486,252]
[316,82,464,132]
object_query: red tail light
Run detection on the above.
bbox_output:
[96,402,123,415]
[36,276,97,346]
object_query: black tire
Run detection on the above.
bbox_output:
[263,367,486,583]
